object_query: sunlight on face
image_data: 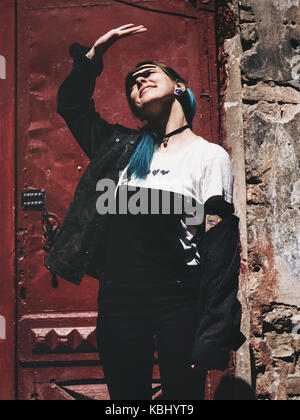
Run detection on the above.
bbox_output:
[129,65,176,114]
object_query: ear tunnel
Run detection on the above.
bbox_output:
[175,88,185,96]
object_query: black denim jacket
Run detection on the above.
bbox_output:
[45,43,143,284]
[45,44,245,371]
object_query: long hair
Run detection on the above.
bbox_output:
[125,61,196,180]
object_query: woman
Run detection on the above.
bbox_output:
[46,24,243,400]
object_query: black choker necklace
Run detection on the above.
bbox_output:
[161,124,191,148]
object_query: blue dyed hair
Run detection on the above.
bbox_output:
[125,62,197,180]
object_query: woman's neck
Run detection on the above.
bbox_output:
[146,99,188,139]
[145,100,199,152]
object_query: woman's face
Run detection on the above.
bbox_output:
[129,65,177,118]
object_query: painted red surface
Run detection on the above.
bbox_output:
[13,0,234,400]
[0,0,16,401]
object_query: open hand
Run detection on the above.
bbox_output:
[86,24,147,60]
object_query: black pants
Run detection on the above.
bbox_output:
[96,269,207,400]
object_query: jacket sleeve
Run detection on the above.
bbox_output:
[191,215,246,371]
[57,43,117,160]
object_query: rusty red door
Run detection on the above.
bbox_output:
[0,0,16,401]
[17,0,227,400]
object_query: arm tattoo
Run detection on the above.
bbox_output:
[205,214,222,232]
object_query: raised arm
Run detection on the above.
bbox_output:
[57,24,147,160]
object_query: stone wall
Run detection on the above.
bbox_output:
[221,0,300,400]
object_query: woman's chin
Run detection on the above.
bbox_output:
[138,96,166,115]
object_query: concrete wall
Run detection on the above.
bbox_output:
[221,0,300,400]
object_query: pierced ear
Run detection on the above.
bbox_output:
[177,82,186,91]
[174,82,187,96]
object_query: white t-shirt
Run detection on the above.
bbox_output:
[115,136,234,266]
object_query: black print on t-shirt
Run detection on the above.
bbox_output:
[151,169,170,176]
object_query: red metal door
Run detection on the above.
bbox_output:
[0,0,16,401]
[17,0,227,400]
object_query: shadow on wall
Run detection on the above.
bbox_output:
[214,375,256,400]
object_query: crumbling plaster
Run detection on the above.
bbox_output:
[221,0,300,399]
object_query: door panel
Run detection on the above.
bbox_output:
[0,0,16,400]
[17,0,229,400]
